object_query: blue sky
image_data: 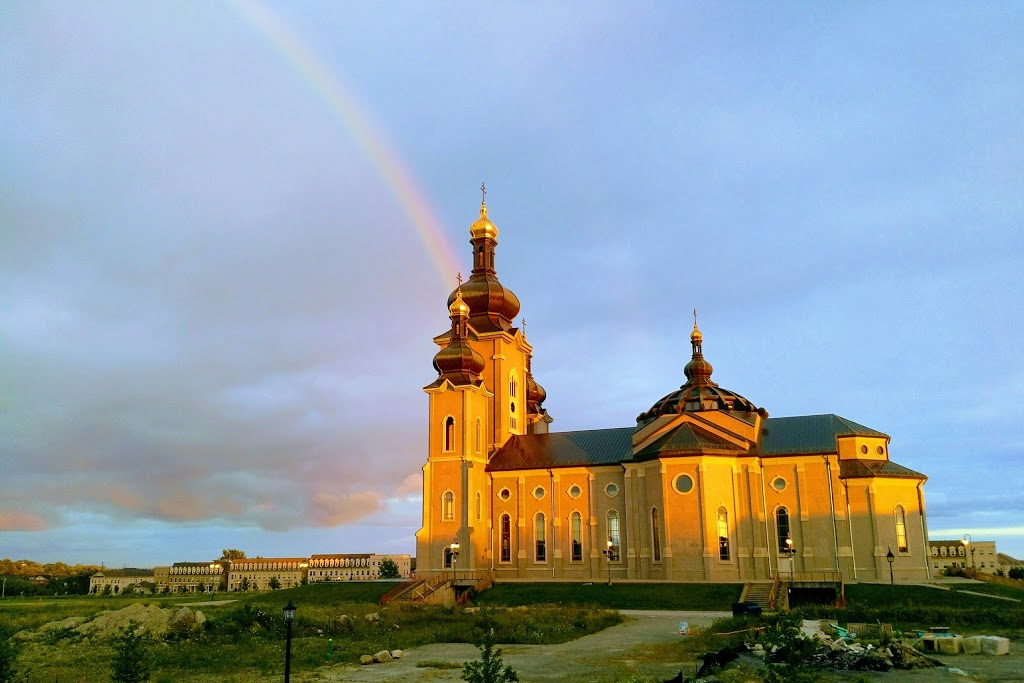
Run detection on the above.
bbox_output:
[1,2,1022,567]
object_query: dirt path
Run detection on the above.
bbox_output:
[298,610,730,682]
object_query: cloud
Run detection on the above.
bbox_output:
[308,491,385,528]
[0,511,48,532]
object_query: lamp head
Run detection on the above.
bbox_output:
[886,547,895,563]
[283,600,296,623]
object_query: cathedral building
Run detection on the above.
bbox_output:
[415,197,931,584]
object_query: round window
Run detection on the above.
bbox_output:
[533,486,545,499]
[498,488,511,501]
[568,484,582,498]
[605,483,619,497]
[674,474,694,494]
[771,477,786,492]
[860,445,868,454]
[876,446,884,455]
[510,401,516,413]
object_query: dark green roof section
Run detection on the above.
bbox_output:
[487,428,633,472]
[839,459,926,480]
[632,423,744,461]
[760,414,888,455]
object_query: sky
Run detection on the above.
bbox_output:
[1,2,1022,567]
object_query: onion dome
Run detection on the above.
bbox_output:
[446,195,521,333]
[470,202,498,240]
[432,284,485,385]
[636,318,760,426]
[526,373,547,410]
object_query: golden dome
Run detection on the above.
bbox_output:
[449,288,470,318]
[470,202,498,240]
[690,322,703,343]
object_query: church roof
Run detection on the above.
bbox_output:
[838,459,926,480]
[759,414,888,454]
[487,414,902,471]
[632,423,745,461]
[487,427,633,471]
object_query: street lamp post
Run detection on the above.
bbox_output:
[785,535,795,582]
[963,533,974,572]
[283,600,296,683]
[602,537,615,585]
[449,539,460,579]
[886,547,897,633]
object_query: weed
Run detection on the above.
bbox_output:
[417,659,464,669]
[462,622,519,683]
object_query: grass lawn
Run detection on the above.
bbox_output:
[475,582,742,610]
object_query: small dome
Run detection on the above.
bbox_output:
[433,340,485,381]
[690,321,703,343]
[448,289,470,318]
[470,202,498,240]
[527,374,547,407]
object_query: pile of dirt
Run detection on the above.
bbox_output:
[22,603,206,642]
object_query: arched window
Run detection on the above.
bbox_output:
[442,491,454,521]
[475,418,481,453]
[651,508,662,562]
[717,507,730,561]
[500,514,511,563]
[607,510,621,559]
[570,511,583,562]
[776,507,791,553]
[535,513,546,562]
[444,416,455,452]
[475,492,482,521]
[509,371,519,431]
[894,505,908,552]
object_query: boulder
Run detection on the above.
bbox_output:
[169,607,197,633]
[390,649,404,659]
[463,607,479,614]
[359,655,374,665]
[981,637,1010,656]
[365,612,380,623]
[373,649,393,663]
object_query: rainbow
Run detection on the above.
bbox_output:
[229,0,462,288]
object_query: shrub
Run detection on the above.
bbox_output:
[110,623,151,683]
[0,631,19,683]
[462,624,519,683]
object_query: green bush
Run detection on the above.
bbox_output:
[110,623,151,683]
[462,624,518,683]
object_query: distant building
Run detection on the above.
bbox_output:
[89,569,154,594]
[227,558,306,591]
[153,565,170,591]
[416,198,933,584]
[307,554,412,582]
[167,561,226,593]
[997,553,1024,574]
[929,539,999,574]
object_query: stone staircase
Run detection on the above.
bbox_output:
[739,581,775,609]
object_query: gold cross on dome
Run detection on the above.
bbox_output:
[480,182,487,203]
[693,308,698,326]
[457,272,463,288]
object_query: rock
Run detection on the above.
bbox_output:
[373,649,393,663]
[463,607,479,614]
[359,655,374,665]
[365,612,380,623]
[962,636,983,654]
[981,636,1010,656]
[390,649,404,659]
[169,607,197,633]
[195,611,206,627]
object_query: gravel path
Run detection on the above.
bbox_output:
[302,610,730,682]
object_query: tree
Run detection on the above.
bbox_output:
[240,577,250,591]
[378,558,400,580]
[110,624,150,683]
[220,549,246,560]
[102,585,112,596]
[1009,567,1024,580]
[462,627,518,683]
[268,576,281,590]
